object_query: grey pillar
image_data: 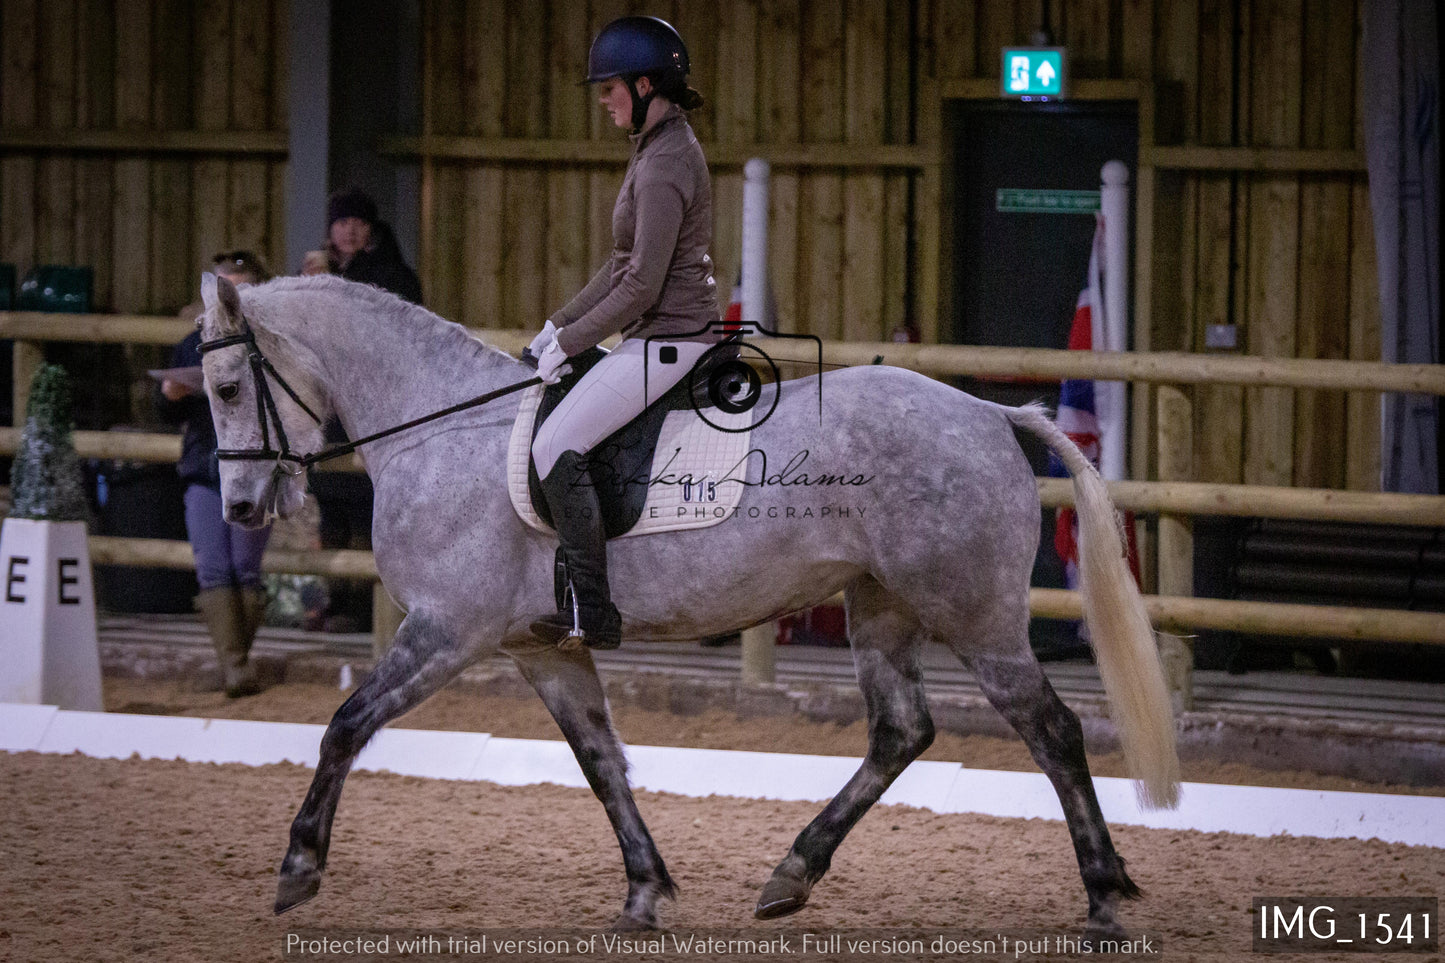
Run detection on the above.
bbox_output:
[285,0,331,273]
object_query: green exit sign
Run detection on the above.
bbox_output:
[1001,48,1066,98]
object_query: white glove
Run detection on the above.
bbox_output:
[528,320,557,356]
[536,336,573,384]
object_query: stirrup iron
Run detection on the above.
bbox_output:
[556,579,586,652]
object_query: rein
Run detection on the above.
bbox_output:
[197,319,541,476]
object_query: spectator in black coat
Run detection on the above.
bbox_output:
[304,186,423,305]
[301,187,422,632]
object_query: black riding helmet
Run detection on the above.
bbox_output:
[583,16,690,133]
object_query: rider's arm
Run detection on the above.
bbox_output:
[554,160,687,356]
[550,259,615,328]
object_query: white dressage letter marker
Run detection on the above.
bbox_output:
[0,518,102,710]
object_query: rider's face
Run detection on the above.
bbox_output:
[599,76,651,129]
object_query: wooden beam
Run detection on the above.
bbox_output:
[0,128,288,155]
[379,135,935,170]
[6,314,1445,395]
[88,536,379,578]
[0,427,364,471]
[86,532,1445,646]
[1036,477,1445,527]
[1032,589,1445,646]
[939,78,1148,101]
[1145,145,1366,172]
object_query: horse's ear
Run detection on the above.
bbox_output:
[200,271,244,336]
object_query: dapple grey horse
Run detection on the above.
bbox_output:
[197,273,1178,935]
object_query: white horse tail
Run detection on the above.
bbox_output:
[1004,402,1181,809]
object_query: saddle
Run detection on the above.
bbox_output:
[525,342,740,539]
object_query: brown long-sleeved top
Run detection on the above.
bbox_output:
[551,104,722,355]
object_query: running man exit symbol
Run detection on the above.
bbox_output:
[1000,48,1066,98]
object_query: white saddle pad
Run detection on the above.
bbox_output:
[507,385,753,537]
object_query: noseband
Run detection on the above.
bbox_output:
[197,320,325,477]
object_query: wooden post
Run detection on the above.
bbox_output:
[12,341,43,426]
[371,582,404,659]
[740,623,776,685]
[1155,384,1195,711]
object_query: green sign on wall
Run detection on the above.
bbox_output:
[996,189,1100,214]
[1001,48,1066,98]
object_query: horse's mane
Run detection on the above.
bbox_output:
[222,274,519,425]
[242,274,516,369]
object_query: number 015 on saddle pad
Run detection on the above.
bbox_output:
[507,346,753,538]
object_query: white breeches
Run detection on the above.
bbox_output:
[532,337,713,478]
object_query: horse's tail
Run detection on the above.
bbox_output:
[1003,401,1181,810]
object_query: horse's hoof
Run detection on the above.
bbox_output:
[1083,920,1129,945]
[754,868,812,920]
[611,914,660,933]
[274,869,322,915]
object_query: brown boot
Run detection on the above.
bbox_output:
[238,585,268,655]
[237,584,270,693]
[196,586,262,698]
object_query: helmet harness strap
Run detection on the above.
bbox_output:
[625,76,655,134]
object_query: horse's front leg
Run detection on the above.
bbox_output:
[275,612,474,914]
[508,641,677,931]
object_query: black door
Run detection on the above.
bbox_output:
[947,98,1138,653]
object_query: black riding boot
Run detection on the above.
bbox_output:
[529,450,623,650]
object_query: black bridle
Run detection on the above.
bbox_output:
[196,318,541,484]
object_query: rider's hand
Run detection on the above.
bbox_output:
[528,320,558,357]
[536,337,572,385]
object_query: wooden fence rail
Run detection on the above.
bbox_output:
[8,312,1444,700]
[86,535,1445,648]
[5,313,1445,395]
[5,427,1439,526]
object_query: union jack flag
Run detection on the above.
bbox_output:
[1049,218,1138,592]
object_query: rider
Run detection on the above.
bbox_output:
[528,15,723,650]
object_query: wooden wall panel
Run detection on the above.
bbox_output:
[2,0,40,277]
[149,0,193,313]
[1240,0,1302,488]
[759,0,800,330]
[1066,0,1115,78]
[1345,178,1381,491]
[545,0,590,318]
[798,0,843,339]
[841,0,886,342]
[192,0,232,290]
[36,0,76,267]
[1292,0,1357,488]
[0,0,285,314]
[75,0,115,308]
[1192,0,1241,483]
[460,0,505,327]
[0,0,1390,488]
[111,0,152,314]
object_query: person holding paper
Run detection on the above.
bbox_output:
[158,251,273,697]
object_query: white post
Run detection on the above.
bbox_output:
[739,157,776,684]
[741,158,771,328]
[0,518,103,710]
[1098,160,1131,481]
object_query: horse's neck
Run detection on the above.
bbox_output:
[309,297,521,449]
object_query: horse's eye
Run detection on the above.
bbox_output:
[217,383,239,402]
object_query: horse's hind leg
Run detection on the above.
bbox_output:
[508,642,676,931]
[963,645,1140,938]
[275,613,472,914]
[756,574,934,920]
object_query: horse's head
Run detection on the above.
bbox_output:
[198,272,325,528]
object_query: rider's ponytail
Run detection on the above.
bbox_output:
[675,86,705,111]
